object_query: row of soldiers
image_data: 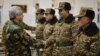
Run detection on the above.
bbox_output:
[2,2,100,56]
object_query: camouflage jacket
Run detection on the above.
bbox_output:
[43,16,58,40]
[43,24,55,40]
[73,22,100,56]
[44,14,80,56]
[36,23,45,40]
[35,18,46,40]
[45,14,78,46]
[42,16,58,56]
[2,20,35,56]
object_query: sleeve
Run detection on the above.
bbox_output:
[21,30,37,46]
[22,31,44,48]
[36,24,45,39]
[34,25,55,48]
[90,33,100,53]
[70,22,80,41]
[44,24,56,47]
[2,21,9,52]
[2,21,9,43]
[32,24,55,48]
[43,34,56,48]
[2,21,23,48]
[22,22,36,30]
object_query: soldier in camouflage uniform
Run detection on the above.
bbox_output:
[73,9,100,56]
[2,6,36,56]
[43,2,79,56]
[43,8,58,56]
[35,9,46,40]
[35,9,46,56]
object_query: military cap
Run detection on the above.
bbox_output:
[58,2,71,11]
[45,8,55,15]
[36,9,45,14]
[76,8,95,20]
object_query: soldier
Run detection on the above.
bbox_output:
[2,6,36,56]
[35,9,46,56]
[35,9,46,40]
[43,8,58,56]
[43,2,79,56]
[73,9,100,56]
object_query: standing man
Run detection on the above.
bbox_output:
[43,8,58,56]
[35,8,45,40]
[73,9,100,56]
[35,9,46,56]
[43,2,79,56]
[2,6,36,56]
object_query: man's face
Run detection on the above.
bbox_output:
[45,13,53,21]
[78,16,91,27]
[15,13,23,22]
[59,9,69,19]
[36,13,44,20]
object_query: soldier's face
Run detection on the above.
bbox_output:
[59,9,69,19]
[16,13,23,22]
[45,13,53,21]
[78,16,91,27]
[36,13,44,20]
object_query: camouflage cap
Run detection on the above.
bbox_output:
[45,8,55,15]
[76,8,95,20]
[58,2,71,11]
[36,9,45,14]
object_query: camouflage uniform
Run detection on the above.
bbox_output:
[35,22,45,56]
[43,9,57,56]
[42,8,58,56]
[73,23,100,56]
[44,14,79,56]
[2,20,36,56]
[43,2,80,56]
[35,9,45,40]
[73,9,100,56]
[43,23,55,56]
[36,19,45,40]
[35,9,46,56]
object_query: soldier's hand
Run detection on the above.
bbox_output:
[33,40,45,49]
[43,41,48,48]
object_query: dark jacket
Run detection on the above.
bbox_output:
[58,14,75,24]
[45,16,58,25]
[37,17,46,24]
[79,22,99,37]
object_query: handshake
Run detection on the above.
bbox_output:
[33,39,46,49]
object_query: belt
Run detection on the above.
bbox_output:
[56,41,73,47]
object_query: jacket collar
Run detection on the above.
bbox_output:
[79,22,99,37]
[58,14,75,24]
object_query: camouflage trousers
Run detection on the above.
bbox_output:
[73,50,96,56]
[42,45,54,56]
[73,48,96,56]
[5,46,31,56]
[52,46,74,56]
[6,51,31,56]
